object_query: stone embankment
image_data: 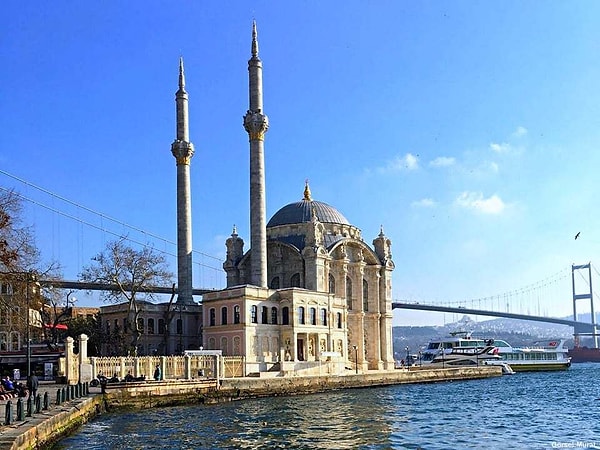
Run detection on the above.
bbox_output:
[2,366,501,449]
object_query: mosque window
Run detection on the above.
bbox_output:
[234,305,241,324]
[209,308,216,326]
[320,308,327,326]
[328,274,335,294]
[261,306,268,324]
[271,307,278,324]
[147,318,155,334]
[158,319,165,334]
[221,307,228,325]
[251,305,258,323]
[282,307,289,325]
[208,337,216,350]
[137,318,144,334]
[346,277,353,310]
[270,276,280,289]
[363,279,369,312]
[310,308,316,325]
[298,306,305,325]
[337,312,342,328]
[291,273,301,288]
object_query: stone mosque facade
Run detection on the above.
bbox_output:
[201,23,396,374]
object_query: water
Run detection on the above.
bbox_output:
[55,364,600,449]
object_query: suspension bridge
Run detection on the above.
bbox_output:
[2,168,600,343]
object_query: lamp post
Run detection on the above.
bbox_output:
[352,345,358,374]
[405,346,410,370]
[26,273,31,378]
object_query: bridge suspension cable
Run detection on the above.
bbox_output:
[0,170,223,271]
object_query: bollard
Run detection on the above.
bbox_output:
[63,386,68,402]
[77,382,82,397]
[65,386,70,401]
[70,384,75,399]
[35,394,41,413]
[43,391,49,410]
[84,382,89,396]
[74,383,79,398]
[56,388,62,405]
[17,398,24,421]
[26,396,32,417]
[5,400,12,425]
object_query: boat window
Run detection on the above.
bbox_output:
[427,343,440,350]
[494,340,509,347]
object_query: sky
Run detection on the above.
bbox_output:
[2,2,600,326]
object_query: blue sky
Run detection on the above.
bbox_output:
[2,2,600,326]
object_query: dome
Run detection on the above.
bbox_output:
[267,182,350,227]
[267,199,350,227]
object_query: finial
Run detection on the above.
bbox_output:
[379,225,385,237]
[178,57,186,90]
[303,179,312,201]
[251,20,259,58]
[232,224,238,236]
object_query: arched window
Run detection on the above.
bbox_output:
[320,308,327,326]
[221,306,228,325]
[363,279,369,312]
[220,337,228,356]
[270,276,280,289]
[261,306,268,324]
[337,312,342,328]
[282,307,289,325]
[346,276,353,310]
[137,318,144,334]
[271,307,278,324]
[328,274,336,294]
[234,305,241,324]
[10,332,19,351]
[209,308,216,326]
[291,273,301,287]
[298,306,305,325]
[250,305,258,323]
[208,337,216,350]
[147,318,155,334]
[310,307,317,325]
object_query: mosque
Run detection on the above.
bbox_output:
[100,23,395,375]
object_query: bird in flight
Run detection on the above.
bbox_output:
[575,232,581,240]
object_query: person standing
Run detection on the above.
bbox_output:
[153,364,162,381]
[27,373,39,399]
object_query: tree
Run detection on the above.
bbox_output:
[0,189,40,272]
[80,238,174,355]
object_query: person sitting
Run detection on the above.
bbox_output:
[2,376,14,391]
[124,371,134,382]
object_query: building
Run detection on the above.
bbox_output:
[201,23,395,375]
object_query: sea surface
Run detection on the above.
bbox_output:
[55,364,600,449]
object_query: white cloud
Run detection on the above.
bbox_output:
[430,156,456,168]
[380,153,419,172]
[455,191,506,214]
[512,126,528,138]
[490,142,512,153]
[411,198,436,208]
[488,161,499,173]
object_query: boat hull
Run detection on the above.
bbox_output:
[568,347,600,363]
[507,362,571,372]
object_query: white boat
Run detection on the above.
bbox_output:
[420,332,570,372]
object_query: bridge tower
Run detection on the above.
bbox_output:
[572,263,598,348]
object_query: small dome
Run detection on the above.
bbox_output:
[267,199,350,227]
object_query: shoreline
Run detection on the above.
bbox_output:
[2,366,501,449]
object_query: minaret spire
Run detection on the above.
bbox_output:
[244,21,269,288]
[178,56,186,91]
[171,57,195,304]
[251,20,259,58]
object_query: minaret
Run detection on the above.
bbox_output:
[244,21,269,287]
[171,57,195,304]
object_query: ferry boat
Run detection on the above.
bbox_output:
[421,332,571,372]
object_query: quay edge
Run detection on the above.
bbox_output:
[7,367,501,449]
